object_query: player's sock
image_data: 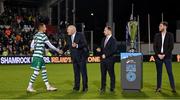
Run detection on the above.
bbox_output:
[41,69,50,87]
[28,70,40,88]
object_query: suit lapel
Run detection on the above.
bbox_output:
[159,33,162,47]
[74,33,78,43]
[68,36,72,48]
[70,36,72,44]
[101,38,105,48]
[163,32,168,49]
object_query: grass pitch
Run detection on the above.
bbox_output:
[0,62,180,99]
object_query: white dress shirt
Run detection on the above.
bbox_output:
[161,32,166,53]
[71,32,78,48]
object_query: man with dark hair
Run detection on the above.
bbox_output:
[153,21,176,93]
[160,21,168,27]
[106,26,112,31]
[97,26,117,93]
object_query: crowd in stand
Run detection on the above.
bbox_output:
[0,7,60,56]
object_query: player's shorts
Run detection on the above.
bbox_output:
[31,56,45,70]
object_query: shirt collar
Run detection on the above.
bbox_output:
[72,32,76,37]
[38,31,43,34]
[106,34,112,39]
[161,31,166,36]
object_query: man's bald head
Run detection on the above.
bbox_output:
[67,25,77,35]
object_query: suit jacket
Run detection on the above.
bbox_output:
[153,32,174,59]
[63,32,89,63]
[100,36,117,62]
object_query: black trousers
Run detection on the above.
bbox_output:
[100,60,115,89]
[73,60,88,89]
[155,58,175,89]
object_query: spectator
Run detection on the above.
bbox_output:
[2,47,8,56]
[0,6,59,56]
[0,42,2,55]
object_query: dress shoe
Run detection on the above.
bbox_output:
[99,88,105,94]
[155,88,161,92]
[82,88,88,92]
[73,87,79,91]
[110,88,115,92]
[172,89,177,93]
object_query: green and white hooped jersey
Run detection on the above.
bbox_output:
[32,32,48,58]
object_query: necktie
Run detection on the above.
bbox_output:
[104,37,108,47]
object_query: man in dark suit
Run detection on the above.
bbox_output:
[97,26,117,93]
[62,25,88,92]
[153,21,176,93]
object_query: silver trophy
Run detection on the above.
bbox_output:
[128,20,138,52]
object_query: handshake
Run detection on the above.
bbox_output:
[57,42,78,55]
[57,42,78,54]
[57,49,64,55]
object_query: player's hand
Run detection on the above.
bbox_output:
[96,48,101,52]
[102,54,106,59]
[72,42,78,48]
[58,50,63,54]
[30,48,34,52]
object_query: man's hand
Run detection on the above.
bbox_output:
[158,54,162,59]
[161,54,165,59]
[102,54,106,59]
[158,54,165,60]
[72,42,78,48]
[96,48,101,52]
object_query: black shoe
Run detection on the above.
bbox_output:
[82,88,88,92]
[172,89,177,93]
[155,88,161,92]
[99,88,105,94]
[110,88,115,92]
[73,87,79,91]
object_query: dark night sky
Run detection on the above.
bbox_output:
[76,0,180,44]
